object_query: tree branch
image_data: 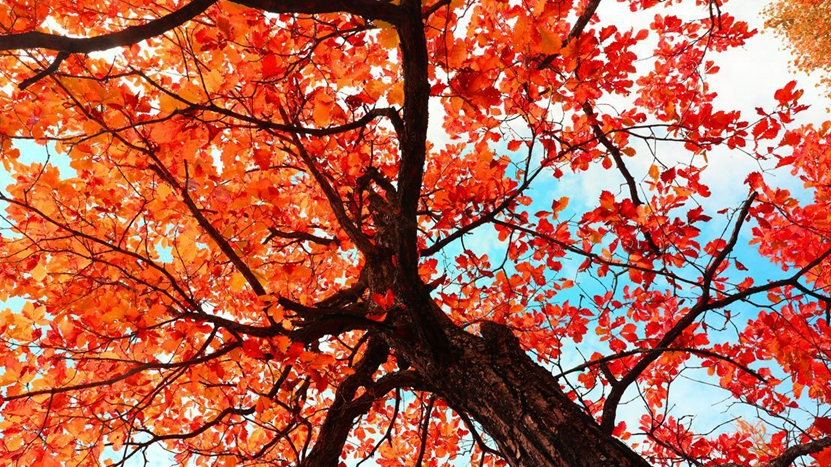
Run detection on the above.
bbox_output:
[414,395,436,467]
[582,103,643,207]
[19,51,69,90]
[421,161,549,257]
[554,346,766,382]
[234,0,401,23]
[703,192,758,291]
[0,0,402,56]
[491,219,700,288]
[0,0,219,53]
[280,116,376,253]
[4,342,239,402]
[395,0,431,278]
[567,0,603,43]
[356,388,401,467]
[132,67,401,138]
[766,437,831,467]
[264,227,337,246]
[299,338,389,467]
[600,240,831,434]
[535,0,603,70]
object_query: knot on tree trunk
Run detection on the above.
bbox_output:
[480,321,523,358]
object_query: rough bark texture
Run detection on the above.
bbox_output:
[380,285,652,467]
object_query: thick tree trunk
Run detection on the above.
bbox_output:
[440,324,649,467]
[387,289,651,467]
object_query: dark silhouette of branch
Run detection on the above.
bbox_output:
[0,0,218,53]
[766,437,831,467]
[19,51,69,90]
[582,103,644,207]
[554,346,766,382]
[296,368,429,466]
[601,232,831,433]
[422,160,550,257]
[535,0,602,69]
[264,227,337,246]
[0,0,401,55]
[719,437,831,467]
[235,0,401,22]
[414,395,436,467]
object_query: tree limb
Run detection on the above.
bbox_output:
[3,342,239,402]
[535,0,603,69]
[554,346,766,382]
[235,0,401,23]
[582,103,643,207]
[0,0,219,53]
[298,338,389,467]
[264,227,337,246]
[19,51,69,90]
[766,437,831,467]
[395,0,431,278]
[0,0,402,56]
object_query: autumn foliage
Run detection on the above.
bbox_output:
[764,0,831,89]
[0,0,829,466]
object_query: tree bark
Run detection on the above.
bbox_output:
[382,283,651,467]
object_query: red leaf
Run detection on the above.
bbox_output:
[371,289,395,311]
[816,446,831,467]
[816,416,831,435]
[262,54,280,76]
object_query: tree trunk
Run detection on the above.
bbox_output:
[388,289,651,467]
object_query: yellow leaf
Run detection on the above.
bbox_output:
[388,82,405,106]
[377,29,399,49]
[102,308,126,322]
[230,273,247,292]
[203,69,224,94]
[31,264,48,282]
[539,26,562,55]
[0,367,20,387]
[180,244,199,262]
[313,98,332,127]
[366,80,386,100]
[157,92,187,113]
[3,432,24,451]
[24,305,46,323]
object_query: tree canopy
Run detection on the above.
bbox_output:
[0,0,830,467]
[764,0,831,89]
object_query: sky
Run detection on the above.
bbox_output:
[1,0,830,465]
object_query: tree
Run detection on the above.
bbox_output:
[764,0,831,89]
[0,0,829,466]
